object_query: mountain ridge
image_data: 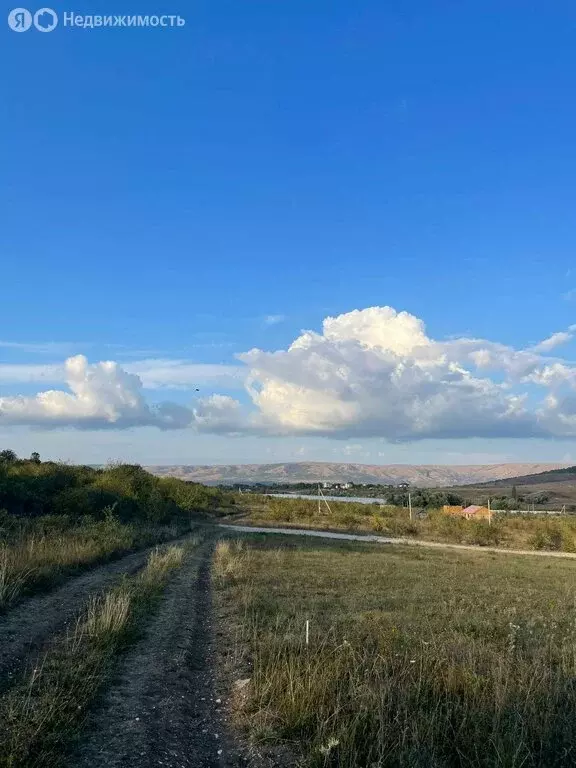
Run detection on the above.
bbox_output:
[470,465,576,488]
[146,461,572,488]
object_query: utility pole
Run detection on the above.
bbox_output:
[317,484,332,515]
[408,492,413,522]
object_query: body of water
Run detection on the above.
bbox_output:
[267,492,388,505]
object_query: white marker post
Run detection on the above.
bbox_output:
[305,619,310,647]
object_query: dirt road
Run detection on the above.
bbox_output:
[0,547,153,694]
[219,523,576,559]
[71,537,248,768]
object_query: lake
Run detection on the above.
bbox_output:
[267,493,388,505]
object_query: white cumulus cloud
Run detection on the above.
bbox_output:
[2,307,576,440]
[0,355,193,430]
[531,326,576,353]
[218,306,576,440]
[192,394,245,433]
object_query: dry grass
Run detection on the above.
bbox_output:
[81,590,132,641]
[214,539,248,584]
[140,544,185,584]
[0,548,30,611]
[0,517,191,613]
[215,535,576,767]
[237,494,576,552]
[0,541,190,768]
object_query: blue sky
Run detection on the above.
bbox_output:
[1,1,576,466]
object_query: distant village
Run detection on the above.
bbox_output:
[224,480,412,495]
[320,481,410,491]
[221,479,569,514]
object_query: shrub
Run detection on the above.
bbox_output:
[384,518,419,537]
[529,523,564,551]
[465,520,503,546]
[426,512,467,543]
[0,454,226,525]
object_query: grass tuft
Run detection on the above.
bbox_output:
[81,590,132,641]
[141,544,185,583]
[214,539,247,584]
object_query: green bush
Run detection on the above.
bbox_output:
[370,515,387,532]
[384,518,419,537]
[159,477,228,516]
[464,520,503,546]
[0,451,228,525]
[427,512,467,543]
[529,523,564,551]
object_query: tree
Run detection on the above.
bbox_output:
[512,485,518,500]
[0,449,17,464]
[30,452,41,464]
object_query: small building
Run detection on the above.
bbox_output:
[443,504,491,520]
[443,505,464,515]
[461,505,491,520]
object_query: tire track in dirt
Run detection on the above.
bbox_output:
[0,542,180,695]
[71,536,248,768]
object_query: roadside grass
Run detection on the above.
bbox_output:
[214,539,248,584]
[0,539,197,768]
[0,510,192,613]
[234,494,576,552]
[215,535,576,767]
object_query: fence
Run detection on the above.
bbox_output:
[493,509,566,516]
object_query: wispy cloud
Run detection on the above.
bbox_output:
[0,363,63,384]
[123,359,245,390]
[531,327,576,353]
[0,340,80,355]
[263,314,286,326]
[0,359,246,390]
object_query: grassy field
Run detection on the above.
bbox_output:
[215,535,576,767]
[233,493,576,552]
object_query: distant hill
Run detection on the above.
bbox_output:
[475,465,576,488]
[439,465,576,509]
[145,461,570,488]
